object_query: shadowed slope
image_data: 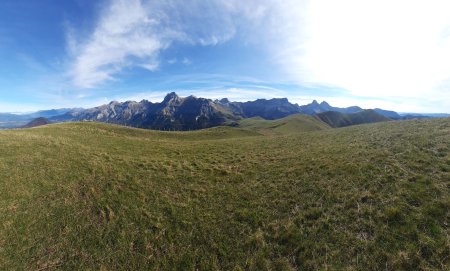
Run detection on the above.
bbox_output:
[22,117,51,128]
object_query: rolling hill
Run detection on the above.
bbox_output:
[315,109,392,128]
[0,118,449,270]
[236,114,331,135]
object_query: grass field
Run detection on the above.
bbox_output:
[0,119,449,270]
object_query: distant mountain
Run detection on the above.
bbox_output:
[0,108,78,129]
[233,98,300,120]
[400,113,450,119]
[401,114,431,120]
[299,100,363,115]
[298,101,403,119]
[22,117,50,128]
[373,108,401,119]
[424,113,450,118]
[27,108,80,119]
[315,110,392,128]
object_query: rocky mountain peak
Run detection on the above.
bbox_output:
[163,92,181,105]
[274,98,290,104]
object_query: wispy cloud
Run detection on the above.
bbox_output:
[181,57,192,65]
[68,0,170,88]
[167,58,177,65]
[68,0,267,88]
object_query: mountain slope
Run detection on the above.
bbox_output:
[315,109,392,128]
[235,98,301,120]
[22,117,50,128]
[0,119,448,270]
[374,108,402,119]
[299,100,363,115]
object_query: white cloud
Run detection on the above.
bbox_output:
[182,57,192,65]
[167,58,177,65]
[68,0,267,88]
[69,0,170,88]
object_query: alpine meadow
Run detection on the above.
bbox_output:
[1,118,449,270]
[1,0,450,270]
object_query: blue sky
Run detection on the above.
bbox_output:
[0,0,449,113]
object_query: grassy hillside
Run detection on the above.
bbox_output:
[236,114,330,135]
[0,119,449,270]
[316,109,391,128]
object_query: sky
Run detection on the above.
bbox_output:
[0,0,449,113]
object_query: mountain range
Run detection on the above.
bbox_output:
[5,92,449,130]
[48,92,397,130]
